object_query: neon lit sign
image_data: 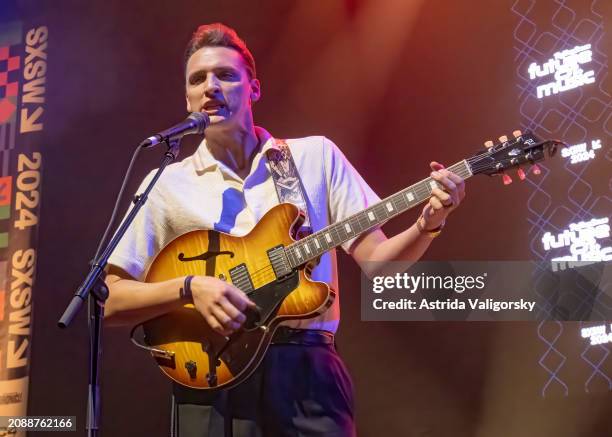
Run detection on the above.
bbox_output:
[581,324,612,346]
[542,217,612,270]
[528,44,595,99]
[561,139,603,164]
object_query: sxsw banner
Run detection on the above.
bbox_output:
[0,17,46,430]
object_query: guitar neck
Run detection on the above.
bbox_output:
[284,160,473,268]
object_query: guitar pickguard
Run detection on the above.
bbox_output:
[244,270,300,329]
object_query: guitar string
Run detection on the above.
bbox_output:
[228,177,464,286]
[235,161,478,285]
[240,180,441,285]
[207,145,531,287]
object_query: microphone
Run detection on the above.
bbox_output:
[139,112,210,148]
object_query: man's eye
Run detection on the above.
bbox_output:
[219,71,239,80]
[190,74,204,85]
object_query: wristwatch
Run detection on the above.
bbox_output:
[416,215,445,238]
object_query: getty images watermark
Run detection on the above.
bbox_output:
[371,271,535,313]
[361,261,612,321]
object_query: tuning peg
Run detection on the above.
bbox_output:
[517,168,526,180]
[531,164,541,175]
[484,140,494,148]
[502,173,513,185]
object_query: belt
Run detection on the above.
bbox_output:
[271,326,335,346]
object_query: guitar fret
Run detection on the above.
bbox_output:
[375,204,388,220]
[347,218,355,229]
[418,182,431,197]
[331,225,342,246]
[305,236,321,258]
[328,226,339,245]
[359,213,369,229]
[340,224,348,242]
[331,226,341,244]
[357,213,368,230]
[349,217,360,233]
[286,249,296,267]
[392,194,405,211]
[348,218,358,233]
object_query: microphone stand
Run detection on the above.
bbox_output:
[58,138,182,437]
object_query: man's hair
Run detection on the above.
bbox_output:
[184,23,256,79]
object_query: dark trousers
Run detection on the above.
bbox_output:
[171,343,356,437]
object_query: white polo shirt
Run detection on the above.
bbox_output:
[108,127,380,332]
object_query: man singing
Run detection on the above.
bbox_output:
[105,23,465,436]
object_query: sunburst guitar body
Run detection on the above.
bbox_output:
[142,203,334,391]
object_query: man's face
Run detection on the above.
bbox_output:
[185,46,260,132]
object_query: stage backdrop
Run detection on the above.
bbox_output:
[1,0,609,436]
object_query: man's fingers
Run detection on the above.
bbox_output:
[445,172,465,199]
[430,161,445,171]
[432,168,465,204]
[431,171,457,194]
[225,286,254,311]
[430,196,444,211]
[205,314,231,336]
[431,187,453,206]
[210,305,241,331]
[446,171,464,186]
[217,296,247,324]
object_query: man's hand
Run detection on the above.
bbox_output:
[421,161,466,230]
[421,131,523,230]
[190,276,256,337]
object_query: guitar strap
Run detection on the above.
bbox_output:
[266,139,312,238]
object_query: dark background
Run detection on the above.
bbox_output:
[2,0,610,435]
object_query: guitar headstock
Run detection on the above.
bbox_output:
[467,132,564,182]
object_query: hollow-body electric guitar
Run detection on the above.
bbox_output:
[138,132,561,390]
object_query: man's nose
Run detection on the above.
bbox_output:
[204,74,221,95]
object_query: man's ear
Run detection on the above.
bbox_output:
[186,94,192,112]
[250,78,261,103]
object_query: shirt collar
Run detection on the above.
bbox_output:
[192,126,280,173]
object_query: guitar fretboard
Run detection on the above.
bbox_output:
[284,160,473,268]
